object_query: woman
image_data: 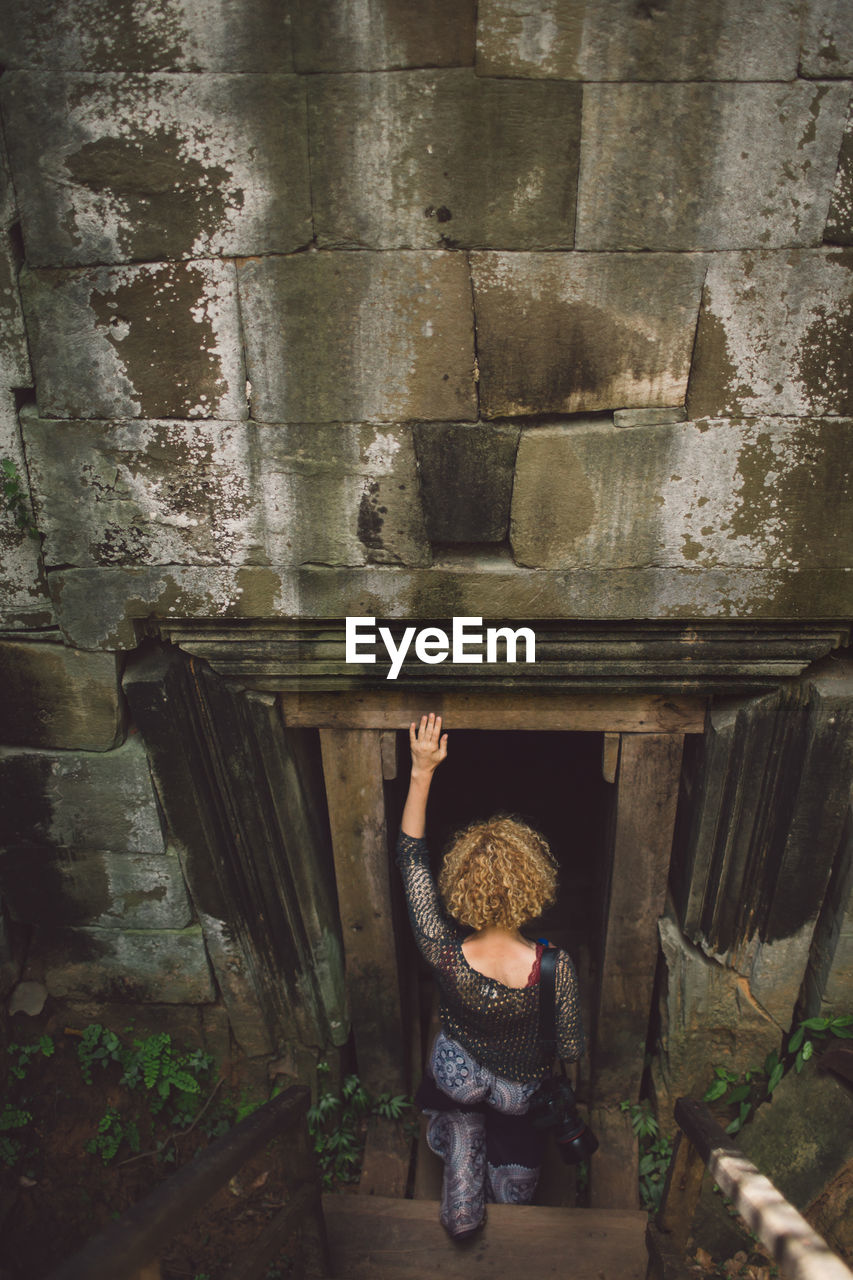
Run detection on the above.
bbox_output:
[397,713,585,1239]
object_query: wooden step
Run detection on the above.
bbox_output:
[322,1194,648,1279]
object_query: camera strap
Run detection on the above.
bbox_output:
[538,946,559,1069]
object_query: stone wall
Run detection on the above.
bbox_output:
[0,1,851,1074]
[0,0,849,639]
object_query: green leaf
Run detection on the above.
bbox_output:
[168,1070,201,1095]
[801,1017,830,1031]
[801,1039,813,1062]
[788,1026,805,1054]
[768,1062,785,1094]
[726,1084,751,1105]
[703,1079,729,1102]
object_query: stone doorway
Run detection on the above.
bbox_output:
[307,694,695,1206]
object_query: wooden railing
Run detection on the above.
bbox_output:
[48,1084,330,1280]
[647,1097,853,1280]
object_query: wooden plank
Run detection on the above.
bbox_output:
[594,734,685,1108]
[589,1104,639,1211]
[670,1101,853,1280]
[655,1130,706,1252]
[282,691,705,734]
[318,729,406,1103]
[380,730,398,780]
[602,732,621,783]
[322,1195,648,1279]
[359,1116,412,1199]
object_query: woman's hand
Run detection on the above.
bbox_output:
[401,713,448,838]
[409,713,448,776]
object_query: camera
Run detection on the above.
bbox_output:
[527,1075,599,1165]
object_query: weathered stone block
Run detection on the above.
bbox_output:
[688,249,853,418]
[475,0,800,80]
[821,817,853,1016]
[742,1068,853,1214]
[1,73,312,267]
[0,846,193,929]
[42,560,853,654]
[509,417,853,570]
[195,909,273,1055]
[800,0,853,77]
[0,130,14,227]
[22,414,430,568]
[309,70,581,250]
[0,390,54,631]
[21,259,246,420]
[238,252,476,423]
[826,103,853,244]
[612,407,687,428]
[0,640,125,750]
[292,0,475,71]
[575,82,848,251]
[0,736,165,854]
[0,0,294,72]
[0,238,30,389]
[34,924,214,1003]
[413,422,520,543]
[471,252,705,418]
[651,916,782,1123]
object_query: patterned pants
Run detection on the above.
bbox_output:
[416,1031,546,1239]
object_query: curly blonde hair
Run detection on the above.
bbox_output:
[438,816,557,931]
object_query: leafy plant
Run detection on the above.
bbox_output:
[8,1036,55,1081]
[620,1100,673,1212]
[76,1026,218,1164]
[703,1013,853,1135]
[1,456,38,539]
[0,1102,33,1168]
[788,1014,853,1072]
[307,1066,412,1191]
[86,1109,141,1165]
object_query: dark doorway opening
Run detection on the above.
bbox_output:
[388,729,609,957]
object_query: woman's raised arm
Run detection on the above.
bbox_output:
[400,712,448,838]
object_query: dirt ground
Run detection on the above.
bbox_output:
[0,1011,308,1279]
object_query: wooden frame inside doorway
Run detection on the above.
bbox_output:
[280,689,704,1206]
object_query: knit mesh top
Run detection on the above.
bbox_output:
[396,831,585,1083]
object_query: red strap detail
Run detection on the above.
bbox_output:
[526,942,546,986]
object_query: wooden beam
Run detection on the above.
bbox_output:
[673,1099,853,1280]
[594,734,685,1109]
[602,732,621,783]
[318,729,405,1100]
[379,730,398,780]
[282,691,705,734]
[589,1104,639,1211]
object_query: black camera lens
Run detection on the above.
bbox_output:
[555,1122,599,1165]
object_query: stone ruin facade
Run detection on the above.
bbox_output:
[0,0,852,1209]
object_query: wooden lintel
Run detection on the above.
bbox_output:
[281,691,705,734]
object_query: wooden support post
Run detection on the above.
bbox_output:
[602,732,621,783]
[319,729,406,1099]
[592,733,684,1209]
[655,1130,706,1251]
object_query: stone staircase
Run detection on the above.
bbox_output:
[321,1194,649,1279]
